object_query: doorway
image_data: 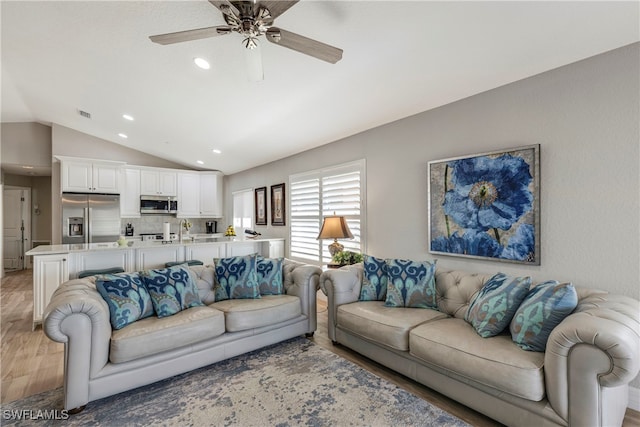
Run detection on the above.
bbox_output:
[3,187,31,271]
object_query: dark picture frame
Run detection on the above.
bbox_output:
[270,183,286,226]
[254,187,267,226]
[428,144,540,265]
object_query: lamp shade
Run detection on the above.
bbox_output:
[317,216,354,240]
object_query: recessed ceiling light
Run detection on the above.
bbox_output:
[212,149,222,154]
[194,57,210,70]
[118,133,128,139]
[196,160,204,165]
[122,114,134,121]
[22,165,34,169]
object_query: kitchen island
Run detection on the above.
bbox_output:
[25,237,285,329]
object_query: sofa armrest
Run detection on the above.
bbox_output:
[283,260,322,334]
[43,278,112,410]
[545,293,640,425]
[319,266,363,341]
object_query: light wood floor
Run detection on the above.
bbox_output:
[1,269,639,426]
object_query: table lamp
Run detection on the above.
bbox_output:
[317,215,354,257]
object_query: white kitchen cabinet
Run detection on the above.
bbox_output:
[140,169,177,196]
[136,245,184,270]
[227,241,260,257]
[33,254,69,329]
[121,167,141,217]
[59,157,123,194]
[71,249,134,278]
[177,172,201,217]
[265,239,285,258]
[199,171,224,217]
[185,243,226,264]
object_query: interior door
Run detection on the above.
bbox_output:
[3,189,25,270]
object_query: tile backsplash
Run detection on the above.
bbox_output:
[121,216,225,235]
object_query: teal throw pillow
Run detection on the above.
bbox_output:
[256,256,284,295]
[142,264,204,318]
[96,272,154,330]
[510,280,578,351]
[359,254,388,301]
[214,255,261,301]
[465,273,531,338]
[384,258,437,309]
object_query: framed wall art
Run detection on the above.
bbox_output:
[428,144,540,265]
[271,183,286,226]
[255,187,267,226]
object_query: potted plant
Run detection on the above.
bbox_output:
[332,250,363,266]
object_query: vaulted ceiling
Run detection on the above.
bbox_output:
[2,1,638,175]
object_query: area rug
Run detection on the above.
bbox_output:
[1,337,469,426]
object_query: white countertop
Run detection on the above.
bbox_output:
[25,236,282,256]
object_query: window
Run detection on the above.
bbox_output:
[289,160,365,265]
[232,189,253,232]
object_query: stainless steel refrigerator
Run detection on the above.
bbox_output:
[62,193,121,244]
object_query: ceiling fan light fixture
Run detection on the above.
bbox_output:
[243,37,259,50]
[194,57,211,70]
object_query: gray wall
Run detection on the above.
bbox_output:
[225,44,640,387]
[1,122,51,169]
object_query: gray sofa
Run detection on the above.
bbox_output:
[43,259,321,412]
[320,264,640,427]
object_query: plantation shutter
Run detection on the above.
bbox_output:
[290,160,366,265]
[290,177,321,262]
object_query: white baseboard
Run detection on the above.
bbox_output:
[629,386,640,412]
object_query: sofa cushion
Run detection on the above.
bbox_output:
[256,256,284,295]
[465,273,531,337]
[510,280,578,351]
[110,306,225,363]
[384,258,437,309]
[410,318,545,401]
[96,272,154,330]
[210,295,301,332]
[337,301,447,351]
[214,255,261,301]
[142,264,204,318]
[359,254,388,301]
[190,265,216,305]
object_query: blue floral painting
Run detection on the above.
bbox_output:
[428,145,540,265]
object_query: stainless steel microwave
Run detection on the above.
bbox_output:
[140,195,178,214]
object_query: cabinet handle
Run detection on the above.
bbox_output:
[62,258,67,262]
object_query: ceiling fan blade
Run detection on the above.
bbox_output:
[258,1,299,22]
[149,26,232,45]
[208,0,239,17]
[266,27,343,64]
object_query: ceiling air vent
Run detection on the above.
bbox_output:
[78,109,91,119]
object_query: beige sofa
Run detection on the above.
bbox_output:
[43,259,321,412]
[320,264,640,427]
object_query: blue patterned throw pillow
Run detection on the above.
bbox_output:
[465,273,531,338]
[384,258,437,309]
[510,280,578,351]
[142,264,204,318]
[214,255,261,301]
[359,255,388,301]
[96,272,154,330]
[256,256,284,296]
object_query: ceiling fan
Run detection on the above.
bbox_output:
[149,0,343,64]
